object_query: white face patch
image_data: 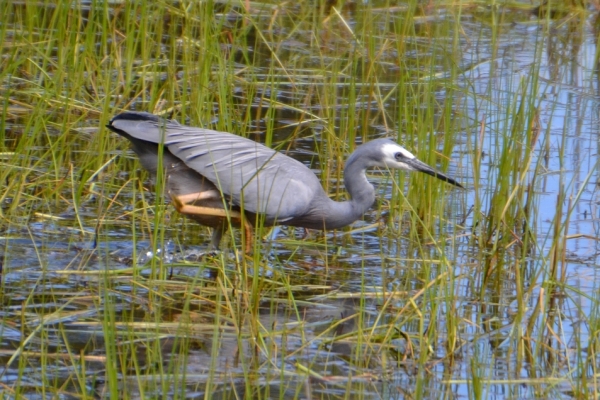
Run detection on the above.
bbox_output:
[377,143,421,171]
[381,143,415,160]
[381,143,415,162]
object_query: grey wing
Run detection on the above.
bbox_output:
[111,116,319,222]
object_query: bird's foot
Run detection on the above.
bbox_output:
[183,249,221,261]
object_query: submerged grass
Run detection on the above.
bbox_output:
[1,0,599,399]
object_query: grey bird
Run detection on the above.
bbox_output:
[107,112,463,251]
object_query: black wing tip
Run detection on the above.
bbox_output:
[106,112,164,135]
[109,111,160,125]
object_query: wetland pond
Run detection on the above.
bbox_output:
[1,1,600,399]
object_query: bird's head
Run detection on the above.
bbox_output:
[352,139,463,188]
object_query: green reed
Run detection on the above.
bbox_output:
[2,0,598,399]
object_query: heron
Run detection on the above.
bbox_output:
[107,112,463,251]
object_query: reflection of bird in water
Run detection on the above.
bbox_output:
[107,112,462,251]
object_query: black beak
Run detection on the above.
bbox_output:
[406,158,464,188]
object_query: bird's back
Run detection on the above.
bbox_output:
[108,112,321,224]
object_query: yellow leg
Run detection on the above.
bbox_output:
[170,192,243,219]
[175,190,221,204]
[170,192,254,253]
[243,218,253,253]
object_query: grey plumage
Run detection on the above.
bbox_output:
[107,111,462,249]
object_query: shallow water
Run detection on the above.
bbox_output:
[2,1,600,399]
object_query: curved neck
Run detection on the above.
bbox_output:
[320,156,375,229]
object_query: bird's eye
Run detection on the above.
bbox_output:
[394,152,404,160]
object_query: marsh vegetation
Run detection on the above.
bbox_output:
[1,0,599,398]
